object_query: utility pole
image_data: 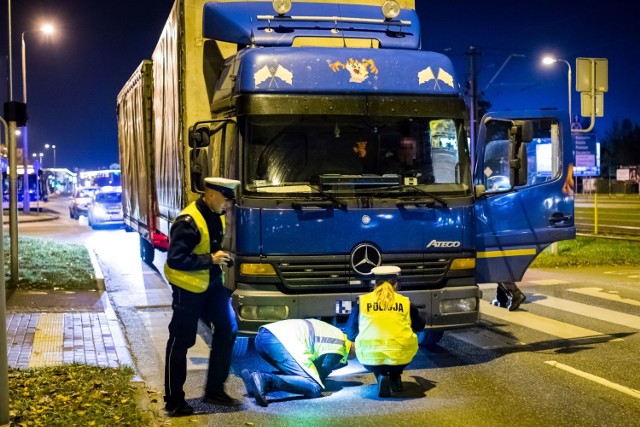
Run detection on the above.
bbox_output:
[466,46,480,171]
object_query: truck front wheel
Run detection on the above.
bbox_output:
[417,330,444,347]
[140,236,155,265]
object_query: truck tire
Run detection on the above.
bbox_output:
[232,337,249,357]
[140,236,155,265]
[417,330,444,347]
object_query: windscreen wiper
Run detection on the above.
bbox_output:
[380,185,448,207]
[305,185,347,210]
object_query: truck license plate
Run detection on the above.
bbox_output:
[335,300,352,315]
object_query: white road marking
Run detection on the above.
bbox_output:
[545,361,640,400]
[480,300,603,340]
[527,279,571,286]
[531,293,640,330]
[568,287,640,307]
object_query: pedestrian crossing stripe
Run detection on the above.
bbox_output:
[527,279,571,286]
[480,300,603,339]
[568,287,640,307]
[531,293,640,330]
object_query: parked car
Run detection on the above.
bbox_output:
[69,186,99,219]
[87,187,124,229]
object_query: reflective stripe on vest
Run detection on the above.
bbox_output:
[355,289,418,366]
[164,202,210,293]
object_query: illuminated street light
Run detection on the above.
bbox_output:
[21,22,56,214]
[45,143,56,168]
[542,56,572,125]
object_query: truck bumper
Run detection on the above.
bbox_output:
[231,284,482,335]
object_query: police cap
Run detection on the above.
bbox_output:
[371,265,401,280]
[204,177,240,200]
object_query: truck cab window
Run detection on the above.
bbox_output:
[482,119,561,193]
[244,115,468,195]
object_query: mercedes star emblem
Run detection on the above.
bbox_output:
[350,243,382,275]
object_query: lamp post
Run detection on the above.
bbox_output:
[45,143,56,168]
[542,56,572,125]
[20,23,55,214]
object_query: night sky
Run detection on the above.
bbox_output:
[1,0,637,170]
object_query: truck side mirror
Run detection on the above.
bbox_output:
[509,120,531,187]
[189,126,211,148]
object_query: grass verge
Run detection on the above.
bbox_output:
[3,236,96,290]
[532,235,640,268]
[8,364,144,426]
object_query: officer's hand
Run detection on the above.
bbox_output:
[212,250,232,266]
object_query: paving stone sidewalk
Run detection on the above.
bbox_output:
[4,290,133,369]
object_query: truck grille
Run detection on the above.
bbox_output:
[275,254,453,291]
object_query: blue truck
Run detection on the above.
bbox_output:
[117,0,575,347]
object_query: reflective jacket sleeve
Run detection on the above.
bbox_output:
[345,302,360,342]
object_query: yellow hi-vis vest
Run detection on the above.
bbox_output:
[355,288,418,366]
[164,202,211,293]
[263,319,350,388]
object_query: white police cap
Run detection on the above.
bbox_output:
[371,265,401,279]
[204,177,241,199]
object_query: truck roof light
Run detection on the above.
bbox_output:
[272,0,292,16]
[382,0,400,20]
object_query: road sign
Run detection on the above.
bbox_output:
[572,133,600,176]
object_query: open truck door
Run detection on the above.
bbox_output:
[474,111,576,283]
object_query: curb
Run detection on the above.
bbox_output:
[86,244,105,291]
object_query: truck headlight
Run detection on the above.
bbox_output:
[240,305,289,321]
[440,297,477,314]
[240,263,277,276]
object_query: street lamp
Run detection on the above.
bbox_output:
[20,23,56,214]
[542,56,572,125]
[45,143,56,168]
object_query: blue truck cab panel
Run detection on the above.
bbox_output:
[188,2,574,340]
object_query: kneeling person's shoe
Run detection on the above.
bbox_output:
[390,374,403,393]
[240,369,255,397]
[250,372,269,407]
[377,374,391,398]
[203,390,240,406]
[165,400,194,417]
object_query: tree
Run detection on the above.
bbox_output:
[600,119,640,177]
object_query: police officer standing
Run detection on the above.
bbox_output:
[163,177,240,416]
[242,318,355,407]
[345,265,425,397]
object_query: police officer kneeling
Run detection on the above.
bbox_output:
[241,319,355,407]
[345,265,425,397]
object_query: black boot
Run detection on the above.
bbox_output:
[491,284,509,308]
[500,282,526,311]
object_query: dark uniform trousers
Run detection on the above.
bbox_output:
[164,279,237,404]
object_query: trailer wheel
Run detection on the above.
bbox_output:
[417,330,444,347]
[140,236,155,265]
[232,337,249,357]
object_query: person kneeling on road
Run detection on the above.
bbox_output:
[345,265,425,397]
[241,318,355,407]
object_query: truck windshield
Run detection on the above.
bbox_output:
[244,115,469,196]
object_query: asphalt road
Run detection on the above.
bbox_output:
[16,196,640,427]
[575,194,640,237]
